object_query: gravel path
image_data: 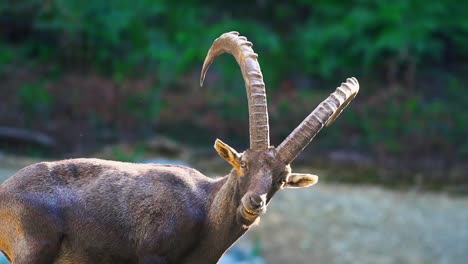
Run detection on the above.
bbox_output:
[251,183,468,264]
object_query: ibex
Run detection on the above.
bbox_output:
[0,31,359,264]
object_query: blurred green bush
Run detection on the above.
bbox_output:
[0,0,467,162]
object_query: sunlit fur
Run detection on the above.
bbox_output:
[0,146,315,263]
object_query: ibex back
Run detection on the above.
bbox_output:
[0,31,359,264]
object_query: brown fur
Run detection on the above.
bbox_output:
[0,149,315,263]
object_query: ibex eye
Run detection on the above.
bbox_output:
[240,161,247,168]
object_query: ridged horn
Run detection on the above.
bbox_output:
[200,31,270,150]
[276,77,359,164]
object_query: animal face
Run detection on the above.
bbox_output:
[214,139,318,225]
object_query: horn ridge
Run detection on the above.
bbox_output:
[200,32,270,150]
[276,77,359,164]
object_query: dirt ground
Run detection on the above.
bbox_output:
[248,183,468,264]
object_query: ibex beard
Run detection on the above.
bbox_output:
[0,31,358,264]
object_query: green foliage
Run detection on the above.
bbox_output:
[1,0,468,162]
[124,85,164,124]
[4,0,467,83]
[294,0,468,78]
[18,83,53,118]
[112,144,146,162]
[0,43,13,66]
[341,80,468,158]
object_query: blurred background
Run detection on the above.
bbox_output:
[0,0,467,263]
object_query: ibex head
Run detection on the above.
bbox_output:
[201,32,359,226]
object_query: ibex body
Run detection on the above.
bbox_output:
[0,32,359,263]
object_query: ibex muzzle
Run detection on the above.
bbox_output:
[0,31,358,263]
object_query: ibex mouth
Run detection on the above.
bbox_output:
[240,205,262,221]
[244,207,257,216]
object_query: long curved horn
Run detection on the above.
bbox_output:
[276,77,359,164]
[200,31,270,150]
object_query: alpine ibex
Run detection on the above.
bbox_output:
[0,31,359,264]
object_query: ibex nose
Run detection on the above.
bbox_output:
[249,195,265,209]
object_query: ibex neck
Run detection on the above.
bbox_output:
[208,171,242,226]
[184,171,247,263]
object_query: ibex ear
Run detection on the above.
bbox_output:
[214,139,241,173]
[284,173,318,188]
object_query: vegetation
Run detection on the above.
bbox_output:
[1,1,467,174]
